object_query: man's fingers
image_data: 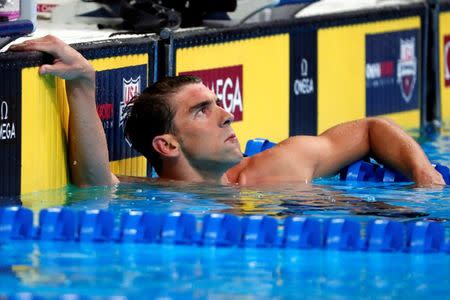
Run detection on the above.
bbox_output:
[9,35,94,81]
[40,63,87,81]
[40,63,71,78]
[9,35,65,56]
[39,64,57,76]
[11,40,61,57]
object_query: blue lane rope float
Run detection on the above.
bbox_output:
[199,213,241,247]
[281,217,321,248]
[1,206,449,254]
[364,219,404,252]
[244,138,276,157]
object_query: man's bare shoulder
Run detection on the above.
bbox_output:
[225,137,320,185]
[225,157,251,184]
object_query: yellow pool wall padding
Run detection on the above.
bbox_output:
[318,16,421,133]
[21,69,70,195]
[21,54,149,196]
[440,11,450,129]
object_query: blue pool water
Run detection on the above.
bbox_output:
[2,132,450,299]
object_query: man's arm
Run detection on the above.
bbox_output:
[311,117,443,185]
[10,35,119,187]
[232,117,443,186]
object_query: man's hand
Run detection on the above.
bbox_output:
[412,165,445,187]
[9,35,94,84]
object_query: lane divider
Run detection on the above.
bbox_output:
[1,206,449,254]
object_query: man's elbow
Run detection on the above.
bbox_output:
[366,116,399,128]
[71,171,118,188]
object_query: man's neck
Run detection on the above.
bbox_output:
[159,158,231,184]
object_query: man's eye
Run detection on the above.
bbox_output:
[216,100,222,107]
[196,106,208,116]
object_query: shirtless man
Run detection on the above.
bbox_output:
[9,35,445,187]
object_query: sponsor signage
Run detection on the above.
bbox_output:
[0,100,16,141]
[445,35,450,87]
[121,76,141,129]
[0,69,21,195]
[365,29,419,116]
[179,65,244,121]
[290,30,318,135]
[95,65,147,161]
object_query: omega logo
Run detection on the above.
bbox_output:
[0,100,16,141]
[294,58,314,96]
[0,101,7,120]
[301,58,308,77]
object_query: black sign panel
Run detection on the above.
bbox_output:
[290,30,318,136]
[0,69,21,196]
[366,29,420,116]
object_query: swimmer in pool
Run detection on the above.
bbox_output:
[9,35,445,187]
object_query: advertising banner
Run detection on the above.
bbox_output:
[317,17,421,133]
[96,65,147,162]
[365,29,419,116]
[0,68,21,196]
[290,30,318,136]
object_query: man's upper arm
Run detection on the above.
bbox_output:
[311,119,371,178]
[277,135,335,178]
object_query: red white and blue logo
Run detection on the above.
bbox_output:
[96,65,147,161]
[121,76,141,128]
[365,30,419,116]
[397,38,417,103]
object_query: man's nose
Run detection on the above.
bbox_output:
[219,106,234,127]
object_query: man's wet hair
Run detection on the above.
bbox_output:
[124,75,202,174]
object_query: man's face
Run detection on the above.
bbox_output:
[171,83,243,171]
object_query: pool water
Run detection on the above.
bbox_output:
[2,132,450,299]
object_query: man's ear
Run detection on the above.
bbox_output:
[152,134,180,158]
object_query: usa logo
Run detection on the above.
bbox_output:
[397,38,417,103]
[120,76,141,128]
[445,35,450,87]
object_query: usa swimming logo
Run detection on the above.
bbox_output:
[120,76,141,128]
[397,38,417,103]
[365,30,419,116]
[179,65,244,121]
[445,35,450,87]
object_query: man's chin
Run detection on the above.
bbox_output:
[227,151,244,167]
